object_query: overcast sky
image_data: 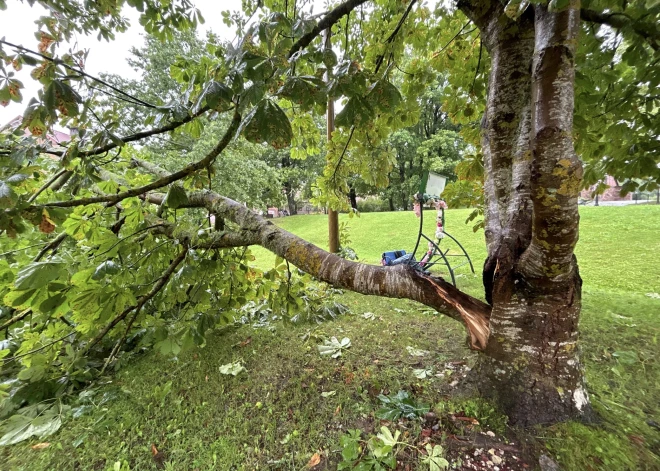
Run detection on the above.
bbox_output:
[0,0,252,124]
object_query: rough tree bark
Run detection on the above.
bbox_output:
[460,0,593,425]
[349,187,358,210]
[284,181,298,215]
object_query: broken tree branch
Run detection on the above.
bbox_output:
[144,189,491,349]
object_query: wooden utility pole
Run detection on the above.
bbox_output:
[325,29,339,253]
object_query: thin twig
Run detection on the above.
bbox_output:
[28,169,69,203]
[0,40,159,109]
[85,246,188,354]
[46,105,211,158]
[438,21,472,54]
[288,0,370,58]
[33,233,68,262]
[0,242,49,257]
[0,309,31,331]
[331,126,356,190]
[38,111,241,209]
[471,37,483,93]
[375,0,418,74]
[3,332,76,363]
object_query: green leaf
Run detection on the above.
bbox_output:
[239,99,292,149]
[0,407,62,446]
[199,81,233,111]
[39,293,66,313]
[367,80,402,112]
[3,289,36,308]
[163,184,189,209]
[219,361,246,376]
[376,426,400,447]
[154,338,181,356]
[376,390,430,420]
[91,260,121,280]
[317,336,351,358]
[422,444,449,471]
[277,76,326,111]
[335,96,374,128]
[612,351,639,365]
[339,432,361,461]
[14,262,65,291]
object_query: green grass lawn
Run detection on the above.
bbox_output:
[3,205,659,470]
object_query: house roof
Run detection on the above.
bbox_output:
[1,115,71,145]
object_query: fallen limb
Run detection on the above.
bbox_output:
[145,190,491,349]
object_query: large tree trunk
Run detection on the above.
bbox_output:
[476,266,589,425]
[349,187,358,210]
[460,0,592,425]
[284,181,298,215]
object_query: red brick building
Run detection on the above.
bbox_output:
[581,175,632,202]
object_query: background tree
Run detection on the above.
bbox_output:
[383,86,466,210]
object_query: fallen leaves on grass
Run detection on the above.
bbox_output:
[318,337,351,358]
[307,452,321,468]
[219,362,246,376]
[413,368,433,379]
[406,346,429,357]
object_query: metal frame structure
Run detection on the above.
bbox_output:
[407,171,475,286]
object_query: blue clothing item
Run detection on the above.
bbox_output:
[381,250,415,266]
[391,253,415,266]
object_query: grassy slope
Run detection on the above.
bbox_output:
[3,206,659,471]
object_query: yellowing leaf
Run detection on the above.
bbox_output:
[307,452,321,468]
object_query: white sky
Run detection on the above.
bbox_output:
[0,0,248,123]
